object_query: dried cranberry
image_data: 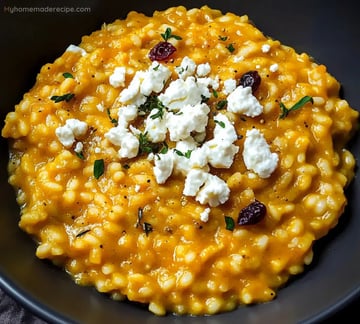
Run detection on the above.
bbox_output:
[239,71,261,93]
[148,41,176,61]
[238,200,266,225]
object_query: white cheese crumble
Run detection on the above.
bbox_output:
[261,44,271,53]
[223,79,237,95]
[175,56,197,79]
[151,151,174,184]
[109,67,126,88]
[166,103,210,141]
[269,63,279,72]
[105,126,139,159]
[196,62,211,77]
[200,208,211,223]
[119,61,171,106]
[65,44,87,56]
[55,119,88,148]
[158,77,204,111]
[242,128,278,178]
[144,109,168,143]
[74,142,83,153]
[196,172,230,207]
[204,114,239,168]
[227,86,263,117]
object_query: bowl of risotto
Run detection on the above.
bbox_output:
[1,0,359,323]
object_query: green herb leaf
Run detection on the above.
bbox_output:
[138,95,165,117]
[214,120,225,128]
[75,151,85,160]
[50,93,75,103]
[174,149,192,158]
[225,216,235,231]
[279,96,313,119]
[106,108,118,126]
[216,100,228,110]
[212,89,218,98]
[62,72,74,79]
[218,35,228,41]
[159,142,169,154]
[150,107,165,120]
[138,131,167,156]
[226,43,235,53]
[94,159,105,179]
[161,27,182,41]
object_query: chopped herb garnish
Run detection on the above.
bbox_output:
[62,72,74,79]
[153,64,160,71]
[50,93,75,103]
[161,27,182,41]
[94,159,105,179]
[218,35,228,41]
[214,120,225,128]
[138,132,165,155]
[106,108,118,126]
[75,151,85,160]
[279,96,313,119]
[138,95,165,117]
[216,100,228,110]
[143,222,153,236]
[159,142,169,154]
[226,43,235,53]
[123,164,130,170]
[138,132,154,154]
[150,107,165,120]
[225,216,235,231]
[174,149,192,158]
[212,89,218,98]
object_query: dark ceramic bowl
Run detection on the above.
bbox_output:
[1,1,359,323]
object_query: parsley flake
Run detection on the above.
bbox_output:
[225,216,235,231]
[94,159,105,179]
[50,93,75,103]
[106,108,118,126]
[174,149,192,158]
[214,120,225,128]
[62,72,74,79]
[279,96,313,119]
[226,43,235,53]
[75,151,85,160]
[161,27,182,41]
[216,100,228,110]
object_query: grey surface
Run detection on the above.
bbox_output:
[0,0,359,323]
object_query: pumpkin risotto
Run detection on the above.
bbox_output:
[2,6,358,316]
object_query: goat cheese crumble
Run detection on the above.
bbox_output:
[243,128,279,178]
[57,57,279,217]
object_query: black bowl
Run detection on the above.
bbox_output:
[1,1,359,323]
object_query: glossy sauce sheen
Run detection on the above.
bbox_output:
[2,6,358,316]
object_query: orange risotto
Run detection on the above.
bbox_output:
[2,6,358,316]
